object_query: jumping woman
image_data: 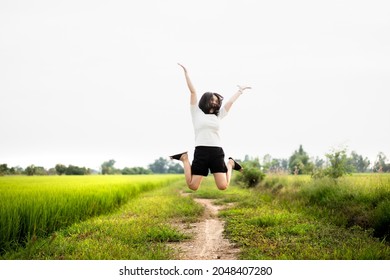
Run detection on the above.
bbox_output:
[171,63,251,191]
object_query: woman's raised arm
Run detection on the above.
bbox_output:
[223,85,251,112]
[178,63,197,105]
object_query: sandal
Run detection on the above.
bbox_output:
[229,157,243,171]
[170,152,187,160]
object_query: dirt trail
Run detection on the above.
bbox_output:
[171,196,240,260]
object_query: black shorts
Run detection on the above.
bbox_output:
[191,146,228,176]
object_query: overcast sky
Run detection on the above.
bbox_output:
[1,0,389,170]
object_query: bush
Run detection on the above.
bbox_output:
[235,161,265,188]
[324,149,351,179]
[372,199,390,239]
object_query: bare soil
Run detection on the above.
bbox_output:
[171,195,240,260]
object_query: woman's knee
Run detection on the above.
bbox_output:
[216,182,228,191]
[187,177,202,191]
[188,182,200,191]
[213,173,228,190]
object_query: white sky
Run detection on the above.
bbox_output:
[1,0,390,170]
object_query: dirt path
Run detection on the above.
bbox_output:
[171,196,240,260]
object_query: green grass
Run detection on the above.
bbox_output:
[299,174,390,237]
[223,174,390,259]
[0,175,181,253]
[197,174,390,260]
[1,179,203,259]
[2,173,389,260]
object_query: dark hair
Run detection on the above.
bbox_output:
[198,92,224,116]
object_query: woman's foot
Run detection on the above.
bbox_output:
[170,152,188,161]
[229,157,243,171]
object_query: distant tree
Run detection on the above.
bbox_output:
[149,157,169,174]
[314,157,325,169]
[148,157,184,174]
[167,162,184,174]
[243,155,261,168]
[262,154,272,172]
[280,158,289,171]
[34,166,47,175]
[269,159,281,173]
[288,145,314,174]
[311,157,326,178]
[373,152,390,172]
[101,159,117,175]
[261,155,288,173]
[0,164,8,176]
[15,166,24,175]
[55,164,67,175]
[348,151,370,173]
[47,168,57,175]
[121,167,134,175]
[65,165,89,175]
[324,148,351,179]
[25,165,36,176]
[122,167,151,175]
[8,167,15,175]
[8,166,24,175]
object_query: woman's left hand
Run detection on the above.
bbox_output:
[237,85,252,93]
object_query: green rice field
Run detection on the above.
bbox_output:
[0,175,181,253]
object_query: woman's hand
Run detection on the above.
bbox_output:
[237,85,252,93]
[224,85,251,112]
[178,63,197,104]
[178,63,188,73]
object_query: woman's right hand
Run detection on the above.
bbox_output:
[178,63,197,103]
[178,63,187,73]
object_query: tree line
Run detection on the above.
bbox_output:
[1,146,389,176]
[99,158,183,175]
[234,146,390,189]
[0,157,184,176]
[246,145,390,175]
[0,164,95,176]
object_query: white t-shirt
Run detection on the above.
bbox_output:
[190,104,228,147]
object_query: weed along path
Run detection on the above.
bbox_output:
[172,194,239,260]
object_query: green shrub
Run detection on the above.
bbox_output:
[372,199,390,239]
[324,149,351,179]
[235,161,265,188]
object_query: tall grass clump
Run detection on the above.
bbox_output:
[235,160,265,188]
[0,175,181,253]
[256,174,311,196]
[220,174,390,259]
[300,174,390,239]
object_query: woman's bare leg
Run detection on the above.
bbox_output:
[213,158,235,190]
[179,153,203,191]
